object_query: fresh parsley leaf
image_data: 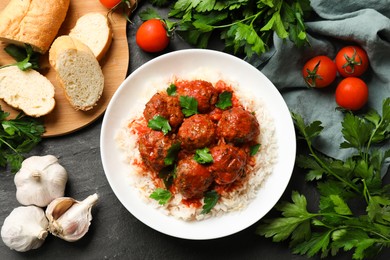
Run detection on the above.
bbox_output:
[215,91,232,110]
[179,96,198,117]
[250,143,261,156]
[194,148,213,164]
[158,166,177,189]
[167,83,177,96]
[0,44,40,71]
[201,190,219,214]
[0,108,44,173]
[164,142,181,166]
[149,188,172,205]
[147,115,172,135]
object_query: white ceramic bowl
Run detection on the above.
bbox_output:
[100,49,296,240]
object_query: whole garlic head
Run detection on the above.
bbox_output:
[46,193,98,242]
[1,206,49,252]
[14,155,68,207]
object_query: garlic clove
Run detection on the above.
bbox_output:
[1,206,49,252]
[14,155,68,207]
[45,193,98,242]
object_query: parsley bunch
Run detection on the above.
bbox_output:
[257,98,390,259]
[144,0,312,57]
[0,107,45,173]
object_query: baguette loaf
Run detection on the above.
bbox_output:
[69,12,113,61]
[0,66,55,117]
[0,0,70,54]
[49,35,104,111]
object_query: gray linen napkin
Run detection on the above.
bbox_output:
[247,0,390,176]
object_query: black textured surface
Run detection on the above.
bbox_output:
[0,3,389,260]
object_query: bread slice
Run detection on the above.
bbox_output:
[69,12,113,61]
[0,66,55,117]
[0,0,70,54]
[49,35,104,111]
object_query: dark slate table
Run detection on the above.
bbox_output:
[0,3,389,260]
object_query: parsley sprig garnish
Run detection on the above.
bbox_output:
[150,188,172,205]
[194,148,213,164]
[201,190,220,214]
[179,96,198,117]
[0,44,40,71]
[257,98,390,259]
[215,91,232,110]
[147,115,172,135]
[0,107,45,173]
[143,0,312,57]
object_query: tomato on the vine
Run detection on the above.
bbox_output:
[302,56,337,88]
[335,77,368,111]
[335,46,369,77]
[99,0,121,9]
[136,19,170,53]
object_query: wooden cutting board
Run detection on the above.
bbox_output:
[0,0,133,137]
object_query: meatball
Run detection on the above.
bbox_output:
[175,156,214,199]
[175,80,218,113]
[177,114,216,150]
[138,129,174,172]
[143,92,184,130]
[217,107,260,144]
[209,143,247,185]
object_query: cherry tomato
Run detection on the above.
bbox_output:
[335,46,369,77]
[335,77,368,111]
[99,0,121,9]
[136,19,170,53]
[302,56,337,88]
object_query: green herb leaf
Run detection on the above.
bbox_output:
[1,44,40,71]
[215,91,232,110]
[150,188,172,205]
[167,83,177,96]
[158,166,177,190]
[201,190,219,214]
[164,142,181,166]
[179,96,198,117]
[0,108,44,173]
[250,143,261,156]
[194,148,213,164]
[147,115,172,135]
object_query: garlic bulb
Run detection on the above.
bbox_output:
[45,193,98,242]
[14,155,68,207]
[1,206,49,252]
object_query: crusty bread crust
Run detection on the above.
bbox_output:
[69,12,113,61]
[49,35,104,111]
[0,0,70,54]
[0,66,56,117]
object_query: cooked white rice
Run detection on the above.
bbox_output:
[115,67,278,221]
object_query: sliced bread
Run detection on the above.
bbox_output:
[0,66,55,117]
[49,35,104,111]
[0,0,70,54]
[69,12,113,61]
